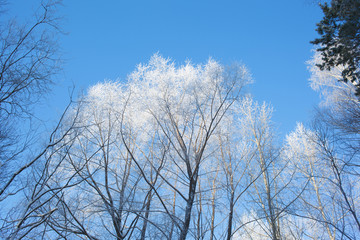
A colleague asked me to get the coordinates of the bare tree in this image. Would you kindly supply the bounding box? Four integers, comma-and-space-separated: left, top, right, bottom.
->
313, 116, 360, 238
0, 0, 62, 204
0, 98, 84, 240
304, 50, 360, 239
0, 1, 68, 238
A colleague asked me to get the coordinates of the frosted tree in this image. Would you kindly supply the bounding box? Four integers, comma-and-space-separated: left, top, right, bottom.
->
34, 54, 252, 239
43, 82, 156, 239
308, 51, 358, 106
284, 123, 340, 239
122, 54, 252, 240
283, 51, 360, 239
210, 100, 257, 240
233, 97, 295, 240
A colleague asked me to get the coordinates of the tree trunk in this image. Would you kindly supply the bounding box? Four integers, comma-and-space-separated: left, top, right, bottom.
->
178, 175, 197, 240
226, 192, 235, 240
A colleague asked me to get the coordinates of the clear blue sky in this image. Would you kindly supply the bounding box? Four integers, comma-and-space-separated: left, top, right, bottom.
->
12, 0, 323, 138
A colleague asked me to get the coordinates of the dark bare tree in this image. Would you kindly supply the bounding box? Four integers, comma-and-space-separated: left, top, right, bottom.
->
0, 0, 63, 202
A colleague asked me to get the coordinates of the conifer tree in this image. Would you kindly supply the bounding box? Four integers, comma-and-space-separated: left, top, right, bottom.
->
311, 0, 360, 95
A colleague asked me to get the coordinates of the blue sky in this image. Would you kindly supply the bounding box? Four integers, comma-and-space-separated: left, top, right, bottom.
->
12, 0, 323, 138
